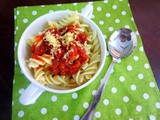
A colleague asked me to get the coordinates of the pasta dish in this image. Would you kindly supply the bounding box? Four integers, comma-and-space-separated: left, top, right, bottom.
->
27, 12, 101, 88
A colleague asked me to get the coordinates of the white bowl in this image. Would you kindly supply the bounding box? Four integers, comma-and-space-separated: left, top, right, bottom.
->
18, 4, 107, 105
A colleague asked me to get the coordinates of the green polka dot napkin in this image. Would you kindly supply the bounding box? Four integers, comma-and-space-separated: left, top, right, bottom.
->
13, 0, 160, 120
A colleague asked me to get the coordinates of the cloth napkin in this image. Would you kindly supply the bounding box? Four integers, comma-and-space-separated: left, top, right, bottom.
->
13, 0, 160, 120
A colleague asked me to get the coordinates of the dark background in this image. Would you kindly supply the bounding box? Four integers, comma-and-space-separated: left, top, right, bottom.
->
0, 0, 160, 120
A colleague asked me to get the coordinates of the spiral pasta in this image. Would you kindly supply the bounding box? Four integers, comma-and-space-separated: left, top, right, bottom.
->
27, 12, 101, 88
34, 67, 46, 85
48, 13, 80, 29
44, 72, 70, 85
72, 70, 85, 85
85, 44, 92, 55
82, 52, 100, 80
27, 54, 52, 68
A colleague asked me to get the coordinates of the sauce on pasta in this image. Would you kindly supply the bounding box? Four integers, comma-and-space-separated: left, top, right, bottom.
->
30, 25, 88, 76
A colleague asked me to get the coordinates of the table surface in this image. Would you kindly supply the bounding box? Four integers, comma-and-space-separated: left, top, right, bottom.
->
0, 0, 159, 120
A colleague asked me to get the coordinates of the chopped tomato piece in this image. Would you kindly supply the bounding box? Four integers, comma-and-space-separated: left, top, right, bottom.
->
76, 33, 88, 44
34, 34, 44, 42
36, 66, 43, 70
32, 55, 45, 63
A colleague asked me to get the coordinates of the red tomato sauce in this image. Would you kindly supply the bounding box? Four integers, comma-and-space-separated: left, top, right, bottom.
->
51, 42, 88, 75
31, 25, 88, 76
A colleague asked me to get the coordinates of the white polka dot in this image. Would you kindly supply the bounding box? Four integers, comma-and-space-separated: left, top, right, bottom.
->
133, 56, 139, 61
143, 93, 149, 99
104, 0, 108, 3
14, 42, 17, 47
51, 95, 57, 102
17, 11, 20, 15
12, 101, 14, 106
121, 11, 126, 15
14, 60, 17, 65
156, 102, 160, 109
111, 87, 117, 93
25, 6, 28, 8
23, 18, 28, 23
119, 0, 123, 1
97, 7, 101, 11
62, 105, 68, 111
14, 31, 16, 35
138, 74, 144, 80
112, 5, 117, 9
53, 118, 58, 120
101, 78, 104, 83
117, 59, 121, 63
49, 10, 54, 13
136, 31, 139, 35
129, 118, 134, 120
88, 2, 93, 4
14, 15, 17, 20
103, 34, 107, 39
41, 5, 45, 7
99, 21, 104, 25
106, 13, 111, 17
139, 46, 144, 52
109, 27, 114, 31
115, 19, 120, 23
92, 90, 97, 96
41, 108, 47, 114
21, 70, 24, 74
115, 108, 121, 115
136, 105, 142, 112
83, 102, 89, 109
111, 68, 114, 74
31, 101, 35, 105
149, 115, 156, 120
103, 99, 109, 106
72, 93, 78, 99
13, 79, 15, 84
144, 63, 149, 69
95, 111, 101, 118
32, 11, 37, 16
16, 26, 18, 30
131, 17, 134, 21
106, 51, 110, 56
91, 14, 95, 19
57, 4, 61, 6
123, 96, 129, 102
73, 3, 78, 6
74, 115, 80, 120
128, 4, 130, 7
18, 110, 24, 117
119, 76, 125, 82
127, 65, 132, 71
150, 82, 155, 88
19, 88, 25, 94
125, 25, 130, 29
131, 84, 136, 90
66, 9, 70, 11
